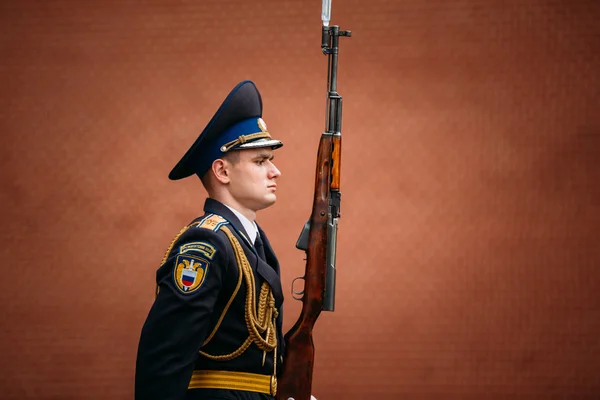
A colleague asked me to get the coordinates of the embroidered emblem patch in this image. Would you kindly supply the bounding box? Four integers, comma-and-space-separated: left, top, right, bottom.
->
174, 254, 209, 294
179, 242, 217, 259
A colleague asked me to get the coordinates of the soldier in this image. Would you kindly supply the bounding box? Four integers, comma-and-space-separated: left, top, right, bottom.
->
135, 80, 285, 400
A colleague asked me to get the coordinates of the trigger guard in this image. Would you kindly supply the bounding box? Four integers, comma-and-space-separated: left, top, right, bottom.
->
291, 276, 305, 299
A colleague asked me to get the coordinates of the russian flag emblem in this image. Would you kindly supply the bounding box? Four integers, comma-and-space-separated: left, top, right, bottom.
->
181, 268, 197, 288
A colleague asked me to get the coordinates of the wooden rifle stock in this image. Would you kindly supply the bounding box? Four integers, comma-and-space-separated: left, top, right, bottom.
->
276, 21, 350, 400
276, 135, 335, 400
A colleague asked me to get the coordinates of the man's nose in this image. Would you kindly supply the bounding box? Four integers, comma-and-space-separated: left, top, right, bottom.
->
270, 163, 281, 178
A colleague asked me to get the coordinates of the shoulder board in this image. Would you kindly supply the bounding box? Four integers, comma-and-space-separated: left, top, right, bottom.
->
194, 214, 229, 232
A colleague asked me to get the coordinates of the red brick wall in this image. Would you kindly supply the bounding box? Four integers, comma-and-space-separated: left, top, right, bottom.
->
1, 0, 599, 398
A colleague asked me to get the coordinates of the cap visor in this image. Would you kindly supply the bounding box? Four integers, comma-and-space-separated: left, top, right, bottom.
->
236, 139, 283, 150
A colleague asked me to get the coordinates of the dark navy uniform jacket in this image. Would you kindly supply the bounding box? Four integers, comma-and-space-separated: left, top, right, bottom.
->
135, 198, 285, 400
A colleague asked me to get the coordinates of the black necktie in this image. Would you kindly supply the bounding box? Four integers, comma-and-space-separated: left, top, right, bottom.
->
254, 234, 267, 262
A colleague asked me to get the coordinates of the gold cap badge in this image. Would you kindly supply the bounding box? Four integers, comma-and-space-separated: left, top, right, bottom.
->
257, 118, 268, 133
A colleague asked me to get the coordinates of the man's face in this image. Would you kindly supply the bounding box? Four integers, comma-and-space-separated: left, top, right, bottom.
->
226, 148, 281, 212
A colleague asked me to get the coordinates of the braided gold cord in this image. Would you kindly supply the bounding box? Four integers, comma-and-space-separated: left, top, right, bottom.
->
201, 246, 244, 346
155, 224, 193, 297
200, 226, 278, 361
160, 224, 192, 265
220, 132, 272, 152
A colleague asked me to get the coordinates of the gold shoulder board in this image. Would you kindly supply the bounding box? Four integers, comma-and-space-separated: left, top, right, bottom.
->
195, 214, 228, 232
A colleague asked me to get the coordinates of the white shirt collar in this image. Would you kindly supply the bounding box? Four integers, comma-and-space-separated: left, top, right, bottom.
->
224, 204, 259, 244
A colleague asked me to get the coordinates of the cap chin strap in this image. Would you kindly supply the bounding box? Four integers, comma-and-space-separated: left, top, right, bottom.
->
220, 131, 272, 153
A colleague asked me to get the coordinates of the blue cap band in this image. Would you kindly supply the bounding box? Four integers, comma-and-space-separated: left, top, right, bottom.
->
191, 117, 266, 178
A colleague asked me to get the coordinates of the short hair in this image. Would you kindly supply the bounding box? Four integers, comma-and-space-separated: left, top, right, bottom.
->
223, 150, 240, 165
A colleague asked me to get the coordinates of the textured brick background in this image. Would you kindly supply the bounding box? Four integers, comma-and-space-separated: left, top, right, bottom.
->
1, 0, 599, 399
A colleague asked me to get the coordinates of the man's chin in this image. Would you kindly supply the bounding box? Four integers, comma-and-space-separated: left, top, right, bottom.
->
257, 195, 277, 210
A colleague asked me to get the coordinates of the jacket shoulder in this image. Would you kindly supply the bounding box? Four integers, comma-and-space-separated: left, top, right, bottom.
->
169, 215, 231, 261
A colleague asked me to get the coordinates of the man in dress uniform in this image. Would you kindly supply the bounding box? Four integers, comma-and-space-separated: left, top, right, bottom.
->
135, 80, 286, 400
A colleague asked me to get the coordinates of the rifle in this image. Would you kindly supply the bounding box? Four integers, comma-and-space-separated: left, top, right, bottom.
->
275, 1, 351, 399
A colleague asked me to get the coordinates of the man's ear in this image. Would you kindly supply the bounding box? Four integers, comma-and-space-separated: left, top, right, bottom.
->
211, 159, 230, 184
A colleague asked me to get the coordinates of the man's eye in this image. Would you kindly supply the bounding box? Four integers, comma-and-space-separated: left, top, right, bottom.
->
256, 160, 264, 165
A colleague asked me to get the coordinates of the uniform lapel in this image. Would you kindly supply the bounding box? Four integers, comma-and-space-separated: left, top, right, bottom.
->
255, 225, 283, 305
257, 225, 280, 275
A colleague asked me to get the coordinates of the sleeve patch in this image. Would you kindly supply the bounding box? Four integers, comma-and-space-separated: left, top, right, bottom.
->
179, 242, 217, 259
174, 254, 210, 294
